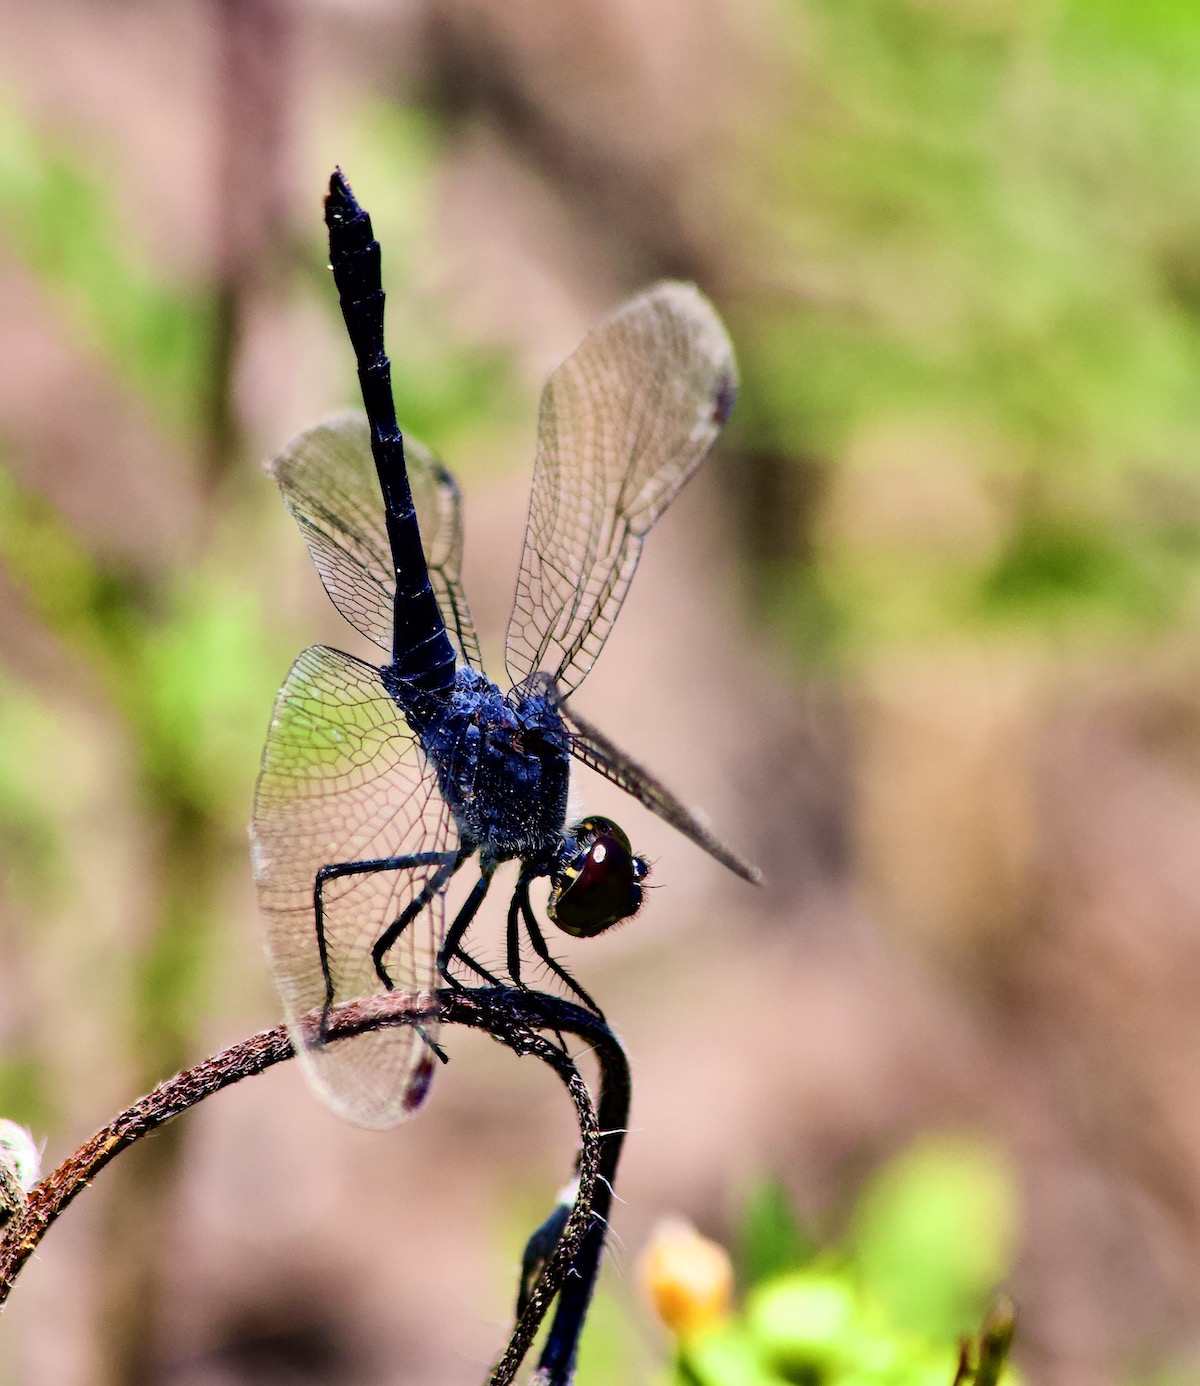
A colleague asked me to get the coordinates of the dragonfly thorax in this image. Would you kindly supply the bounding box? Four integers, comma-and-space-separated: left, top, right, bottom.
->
385, 664, 573, 864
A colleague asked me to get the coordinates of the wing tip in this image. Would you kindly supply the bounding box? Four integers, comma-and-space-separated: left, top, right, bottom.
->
266, 411, 372, 479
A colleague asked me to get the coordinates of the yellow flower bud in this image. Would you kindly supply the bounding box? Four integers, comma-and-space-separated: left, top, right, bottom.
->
639, 1218, 734, 1339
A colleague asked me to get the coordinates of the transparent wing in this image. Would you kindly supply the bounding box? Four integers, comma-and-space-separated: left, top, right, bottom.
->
250, 644, 461, 1129
270, 412, 482, 667
560, 694, 761, 885
505, 282, 737, 696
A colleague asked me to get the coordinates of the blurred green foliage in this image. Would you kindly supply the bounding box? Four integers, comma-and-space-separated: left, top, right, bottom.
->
0, 91, 214, 435
666, 1133, 1019, 1386
2, 5, 1198, 1374
0, 84, 521, 1130
735, 0, 1200, 655
739, 1179, 817, 1287
846, 1134, 1018, 1344
0, 670, 68, 908
338, 100, 519, 463
0, 466, 277, 819
138, 576, 278, 817
0, 459, 284, 1092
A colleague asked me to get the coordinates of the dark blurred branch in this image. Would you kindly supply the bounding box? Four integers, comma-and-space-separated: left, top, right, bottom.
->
207, 0, 293, 497
0, 987, 627, 1386
484, 991, 631, 1386
422, 6, 692, 285
532, 1008, 629, 1383
954, 1298, 1017, 1386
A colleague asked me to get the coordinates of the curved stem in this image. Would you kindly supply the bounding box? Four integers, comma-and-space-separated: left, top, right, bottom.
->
529, 999, 631, 1385
0, 1023, 295, 1300
0, 987, 629, 1386
477, 991, 628, 1386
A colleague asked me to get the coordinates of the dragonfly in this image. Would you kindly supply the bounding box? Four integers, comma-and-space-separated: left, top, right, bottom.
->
250, 170, 759, 1130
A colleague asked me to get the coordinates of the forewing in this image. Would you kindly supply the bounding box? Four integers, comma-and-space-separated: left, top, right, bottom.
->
270, 412, 481, 667
561, 696, 761, 885
505, 283, 737, 696
251, 644, 459, 1129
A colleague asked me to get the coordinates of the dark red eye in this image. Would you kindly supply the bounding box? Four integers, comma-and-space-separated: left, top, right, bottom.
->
548, 817, 648, 938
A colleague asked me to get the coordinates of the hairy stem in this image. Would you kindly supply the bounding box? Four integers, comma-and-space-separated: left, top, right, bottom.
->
0, 987, 627, 1386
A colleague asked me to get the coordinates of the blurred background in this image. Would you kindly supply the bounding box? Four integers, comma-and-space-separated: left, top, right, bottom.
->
2, 1, 1200, 1382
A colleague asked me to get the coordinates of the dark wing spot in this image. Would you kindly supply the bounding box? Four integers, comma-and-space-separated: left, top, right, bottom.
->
712, 373, 738, 427
403, 1050, 436, 1113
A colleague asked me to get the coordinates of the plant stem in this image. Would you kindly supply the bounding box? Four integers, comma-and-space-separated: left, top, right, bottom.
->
0, 986, 628, 1386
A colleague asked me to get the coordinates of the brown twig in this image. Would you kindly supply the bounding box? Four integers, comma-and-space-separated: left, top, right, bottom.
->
0, 1023, 294, 1298
0, 987, 618, 1386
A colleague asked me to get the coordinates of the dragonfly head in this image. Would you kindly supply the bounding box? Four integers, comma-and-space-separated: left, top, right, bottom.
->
547, 817, 649, 938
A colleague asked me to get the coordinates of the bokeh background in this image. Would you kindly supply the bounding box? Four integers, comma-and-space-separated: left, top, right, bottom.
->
3, 1, 1200, 1382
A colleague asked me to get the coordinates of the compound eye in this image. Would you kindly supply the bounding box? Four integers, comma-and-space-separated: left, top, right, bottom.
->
548, 817, 648, 938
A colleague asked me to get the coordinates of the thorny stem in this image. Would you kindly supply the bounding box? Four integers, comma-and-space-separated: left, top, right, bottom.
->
527, 999, 630, 1385
483, 991, 630, 1386
0, 987, 627, 1386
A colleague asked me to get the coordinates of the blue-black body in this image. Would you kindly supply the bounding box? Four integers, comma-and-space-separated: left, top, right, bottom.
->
251, 166, 759, 1386
329, 172, 573, 877
384, 664, 573, 872
326, 167, 457, 698
300, 170, 651, 1022
251, 168, 756, 1140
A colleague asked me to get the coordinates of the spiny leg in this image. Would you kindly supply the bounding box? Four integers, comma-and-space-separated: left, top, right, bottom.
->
438, 865, 502, 988
506, 886, 524, 987
370, 848, 470, 989
363, 848, 475, 1064
454, 948, 504, 988
507, 876, 571, 1053
518, 877, 605, 1020
314, 851, 451, 1024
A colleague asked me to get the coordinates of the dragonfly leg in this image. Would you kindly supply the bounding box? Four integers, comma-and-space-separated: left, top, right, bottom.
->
505, 881, 570, 1050
417, 1030, 450, 1065
519, 877, 605, 1020
374, 857, 464, 1064
453, 953, 504, 987
314, 850, 456, 1032
369, 848, 469, 989
506, 887, 524, 987
438, 865, 501, 987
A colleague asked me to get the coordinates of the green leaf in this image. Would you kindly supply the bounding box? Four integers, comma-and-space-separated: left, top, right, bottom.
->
738, 1179, 815, 1286
0, 93, 214, 435
848, 1133, 1019, 1342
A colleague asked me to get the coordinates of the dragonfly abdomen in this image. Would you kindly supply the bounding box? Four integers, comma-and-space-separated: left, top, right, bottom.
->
326, 170, 457, 698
